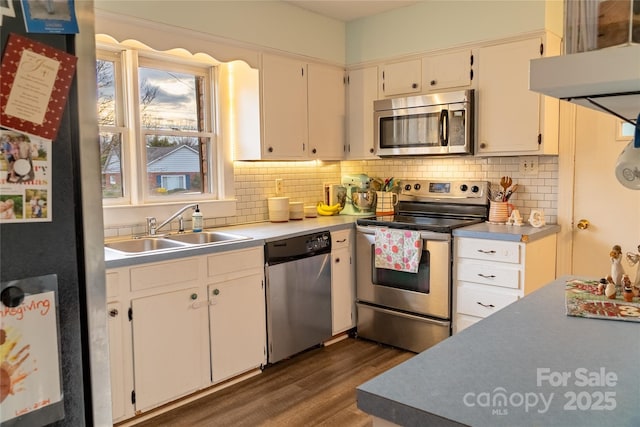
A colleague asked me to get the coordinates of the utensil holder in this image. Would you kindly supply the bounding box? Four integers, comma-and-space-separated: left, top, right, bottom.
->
488, 201, 509, 224
375, 191, 398, 216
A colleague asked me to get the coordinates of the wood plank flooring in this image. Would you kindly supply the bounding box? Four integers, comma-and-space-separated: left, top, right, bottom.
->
132, 337, 413, 427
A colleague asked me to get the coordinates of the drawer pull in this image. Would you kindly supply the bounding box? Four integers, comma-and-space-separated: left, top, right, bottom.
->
477, 273, 496, 279
477, 249, 496, 254
477, 302, 495, 308
336, 238, 346, 243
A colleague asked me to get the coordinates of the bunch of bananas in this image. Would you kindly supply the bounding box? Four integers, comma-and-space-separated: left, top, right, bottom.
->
316, 201, 343, 216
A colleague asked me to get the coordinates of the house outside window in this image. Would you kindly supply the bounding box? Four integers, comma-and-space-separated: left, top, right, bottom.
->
96, 44, 217, 205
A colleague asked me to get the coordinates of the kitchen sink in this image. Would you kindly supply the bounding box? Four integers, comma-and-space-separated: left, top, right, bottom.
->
165, 231, 251, 245
105, 238, 191, 254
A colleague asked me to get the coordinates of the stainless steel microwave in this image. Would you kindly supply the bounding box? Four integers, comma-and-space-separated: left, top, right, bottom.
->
374, 89, 474, 156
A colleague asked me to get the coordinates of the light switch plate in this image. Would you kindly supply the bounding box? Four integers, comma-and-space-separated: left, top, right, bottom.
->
519, 156, 538, 175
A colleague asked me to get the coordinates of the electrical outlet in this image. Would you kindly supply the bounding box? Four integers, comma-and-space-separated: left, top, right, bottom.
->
519, 156, 538, 175
275, 179, 283, 196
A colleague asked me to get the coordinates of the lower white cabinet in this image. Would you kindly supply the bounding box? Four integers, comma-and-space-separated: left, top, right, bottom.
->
331, 229, 356, 335
453, 233, 557, 334
107, 245, 266, 422
131, 287, 210, 412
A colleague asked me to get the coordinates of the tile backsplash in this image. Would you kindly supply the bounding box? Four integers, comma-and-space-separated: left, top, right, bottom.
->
104, 156, 558, 237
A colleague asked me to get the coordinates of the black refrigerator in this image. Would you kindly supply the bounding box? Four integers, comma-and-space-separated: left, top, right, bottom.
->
0, 1, 110, 426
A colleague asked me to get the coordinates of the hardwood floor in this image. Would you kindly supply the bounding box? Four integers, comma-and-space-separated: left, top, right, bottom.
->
132, 337, 413, 427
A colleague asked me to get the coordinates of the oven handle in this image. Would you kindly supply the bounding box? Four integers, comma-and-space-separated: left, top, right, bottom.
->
356, 225, 450, 242
357, 302, 450, 327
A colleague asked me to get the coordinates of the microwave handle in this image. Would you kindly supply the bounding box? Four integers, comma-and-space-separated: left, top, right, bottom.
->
439, 109, 449, 146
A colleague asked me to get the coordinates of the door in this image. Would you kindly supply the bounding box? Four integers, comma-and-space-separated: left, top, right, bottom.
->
346, 66, 379, 159
572, 107, 640, 277
131, 287, 209, 411
209, 274, 266, 383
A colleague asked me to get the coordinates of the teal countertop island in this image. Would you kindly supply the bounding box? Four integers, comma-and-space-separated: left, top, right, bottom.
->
356, 276, 640, 427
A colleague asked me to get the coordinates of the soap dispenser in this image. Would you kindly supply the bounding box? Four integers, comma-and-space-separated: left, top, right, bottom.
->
192, 205, 203, 232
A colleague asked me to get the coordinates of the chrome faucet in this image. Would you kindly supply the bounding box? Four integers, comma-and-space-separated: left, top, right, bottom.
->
146, 203, 198, 236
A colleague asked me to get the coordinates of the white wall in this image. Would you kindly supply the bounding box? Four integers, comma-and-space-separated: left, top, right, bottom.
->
93, 0, 346, 65
346, 0, 564, 64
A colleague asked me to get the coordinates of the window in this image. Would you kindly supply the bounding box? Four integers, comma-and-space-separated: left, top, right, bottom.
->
96, 45, 216, 204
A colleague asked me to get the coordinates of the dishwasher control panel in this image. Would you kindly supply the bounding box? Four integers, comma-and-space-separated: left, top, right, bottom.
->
265, 231, 331, 265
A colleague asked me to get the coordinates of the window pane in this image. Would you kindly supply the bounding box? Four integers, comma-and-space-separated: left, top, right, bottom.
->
97, 59, 116, 126
100, 132, 123, 198
145, 135, 206, 195
138, 67, 203, 131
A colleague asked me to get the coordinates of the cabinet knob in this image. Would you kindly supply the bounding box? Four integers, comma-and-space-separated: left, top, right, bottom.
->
213, 289, 220, 296
411, 83, 418, 89
430, 80, 437, 86
191, 293, 198, 300
268, 147, 274, 153
109, 308, 118, 317
312, 148, 317, 154
479, 142, 487, 149
369, 148, 374, 154
335, 258, 340, 263
576, 219, 590, 230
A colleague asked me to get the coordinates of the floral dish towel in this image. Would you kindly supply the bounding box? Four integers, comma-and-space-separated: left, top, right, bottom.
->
374, 227, 422, 273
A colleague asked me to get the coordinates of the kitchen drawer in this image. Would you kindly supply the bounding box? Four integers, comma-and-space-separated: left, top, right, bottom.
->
457, 238, 521, 264
130, 257, 200, 292
106, 270, 120, 299
456, 259, 521, 289
331, 229, 351, 249
455, 313, 481, 334
207, 246, 263, 277
456, 282, 519, 318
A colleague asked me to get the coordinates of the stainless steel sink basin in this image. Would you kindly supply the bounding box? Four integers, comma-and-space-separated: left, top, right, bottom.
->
105, 238, 191, 254
165, 231, 251, 245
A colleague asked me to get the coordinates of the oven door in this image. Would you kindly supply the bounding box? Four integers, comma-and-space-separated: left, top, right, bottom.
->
356, 226, 451, 319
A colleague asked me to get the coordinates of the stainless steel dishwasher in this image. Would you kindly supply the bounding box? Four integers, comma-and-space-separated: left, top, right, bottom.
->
265, 231, 332, 364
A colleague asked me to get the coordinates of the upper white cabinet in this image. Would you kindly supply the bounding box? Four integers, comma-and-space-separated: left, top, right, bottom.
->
422, 49, 473, 92
346, 66, 379, 160
236, 53, 345, 160
308, 63, 346, 160
476, 33, 561, 156
260, 53, 308, 159
379, 59, 422, 98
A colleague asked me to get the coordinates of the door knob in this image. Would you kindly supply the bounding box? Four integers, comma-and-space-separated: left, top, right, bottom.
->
576, 219, 590, 230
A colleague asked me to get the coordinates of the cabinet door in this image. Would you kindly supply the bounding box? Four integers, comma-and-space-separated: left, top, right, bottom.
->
308, 63, 345, 160
107, 301, 127, 422
422, 50, 472, 92
331, 246, 355, 334
346, 66, 379, 160
477, 37, 554, 155
379, 59, 422, 97
131, 287, 209, 412
261, 54, 307, 159
209, 275, 266, 383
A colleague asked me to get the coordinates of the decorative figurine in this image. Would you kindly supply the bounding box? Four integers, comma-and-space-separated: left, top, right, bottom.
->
605, 276, 617, 299
626, 245, 640, 287
610, 245, 625, 288
528, 209, 545, 228
506, 209, 523, 226
622, 275, 634, 302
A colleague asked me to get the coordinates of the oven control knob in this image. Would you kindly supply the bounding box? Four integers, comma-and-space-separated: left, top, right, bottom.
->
471, 185, 480, 193
414, 183, 421, 190
460, 184, 468, 192
404, 184, 412, 191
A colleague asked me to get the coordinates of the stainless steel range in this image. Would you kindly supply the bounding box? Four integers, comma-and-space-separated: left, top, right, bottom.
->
355, 179, 489, 353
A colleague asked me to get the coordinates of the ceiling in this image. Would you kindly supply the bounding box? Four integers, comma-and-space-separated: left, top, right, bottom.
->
285, 1, 419, 22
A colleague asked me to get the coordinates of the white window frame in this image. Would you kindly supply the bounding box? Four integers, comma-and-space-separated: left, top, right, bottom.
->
97, 41, 220, 206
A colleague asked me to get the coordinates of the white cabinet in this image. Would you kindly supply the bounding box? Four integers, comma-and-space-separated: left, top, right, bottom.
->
238, 53, 345, 160
379, 59, 422, 98
107, 245, 267, 420
308, 63, 346, 160
260, 53, 308, 159
207, 246, 266, 383
331, 229, 356, 335
422, 49, 473, 92
346, 66, 379, 160
476, 34, 561, 156
131, 286, 210, 411
453, 233, 557, 334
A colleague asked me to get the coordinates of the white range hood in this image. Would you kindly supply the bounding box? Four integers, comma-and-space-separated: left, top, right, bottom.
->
530, 44, 640, 123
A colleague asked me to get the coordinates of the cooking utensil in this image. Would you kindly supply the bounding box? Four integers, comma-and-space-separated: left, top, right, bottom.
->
500, 176, 512, 193
504, 184, 519, 201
